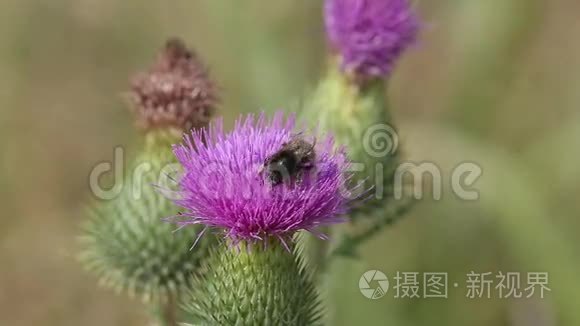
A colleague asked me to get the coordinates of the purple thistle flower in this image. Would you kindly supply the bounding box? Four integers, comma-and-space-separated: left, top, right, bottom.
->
165, 112, 354, 245
324, 0, 419, 78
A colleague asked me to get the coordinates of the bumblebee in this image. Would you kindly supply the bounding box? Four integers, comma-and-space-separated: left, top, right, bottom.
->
262, 135, 316, 186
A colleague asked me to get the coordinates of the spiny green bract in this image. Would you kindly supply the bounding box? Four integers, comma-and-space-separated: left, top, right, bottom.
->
304, 62, 401, 217
182, 240, 323, 326
300, 60, 416, 261
79, 131, 215, 303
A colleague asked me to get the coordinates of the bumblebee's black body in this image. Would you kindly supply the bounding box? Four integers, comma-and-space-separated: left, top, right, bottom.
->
263, 136, 316, 186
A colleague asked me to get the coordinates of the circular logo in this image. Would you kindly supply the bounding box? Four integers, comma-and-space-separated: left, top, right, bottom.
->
359, 270, 389, 299
362, 124, 399, 158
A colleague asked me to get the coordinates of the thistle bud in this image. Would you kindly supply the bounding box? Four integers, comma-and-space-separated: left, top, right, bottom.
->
80, 38, 220, 324
79, 131, 215, 304
298, 1, 420, 262
128, 38, 219, 133
304, 0, 420, 216
305, 65, 399, 216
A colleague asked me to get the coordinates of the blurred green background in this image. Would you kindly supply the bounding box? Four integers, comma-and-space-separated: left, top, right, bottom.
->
1, 0, 579, 325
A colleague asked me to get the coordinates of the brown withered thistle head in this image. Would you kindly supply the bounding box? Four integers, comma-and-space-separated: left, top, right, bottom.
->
128, 38, 219, 132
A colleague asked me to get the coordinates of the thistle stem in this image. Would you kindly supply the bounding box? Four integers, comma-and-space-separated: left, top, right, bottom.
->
153, 294, 178, 326
162, 295, 178, 326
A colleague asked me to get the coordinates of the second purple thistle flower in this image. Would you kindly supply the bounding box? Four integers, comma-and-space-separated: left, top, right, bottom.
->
164, 112, 356, 245
324, 0, 420, 78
